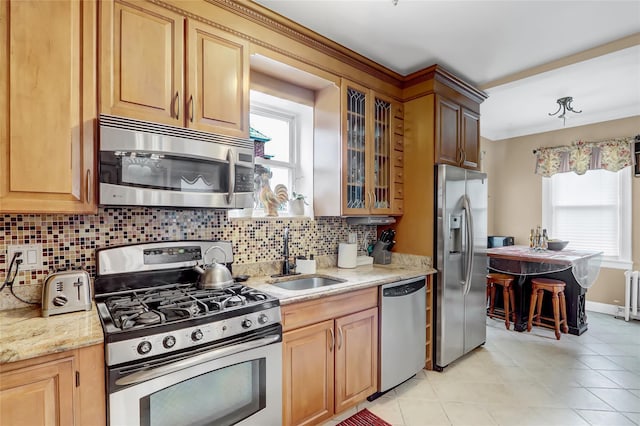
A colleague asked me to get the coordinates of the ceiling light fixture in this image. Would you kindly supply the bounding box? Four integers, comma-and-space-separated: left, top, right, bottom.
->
548, 96, 582, 125
392, 0, 399, 5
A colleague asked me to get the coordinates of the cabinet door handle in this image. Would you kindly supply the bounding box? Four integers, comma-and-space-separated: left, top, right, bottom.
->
329, 328, 335, 352
174, 91, 180, 120
189, 95, 194, 122
462, 151, 467, 164
337, 326, 343, 350
85, 169, 91, 203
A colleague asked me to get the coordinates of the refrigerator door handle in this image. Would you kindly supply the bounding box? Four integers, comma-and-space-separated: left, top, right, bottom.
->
462, 195, 475, 296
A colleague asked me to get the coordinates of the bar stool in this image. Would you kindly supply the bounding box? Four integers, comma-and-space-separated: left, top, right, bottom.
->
486, 273, 516, 329
527, 278, 569, 340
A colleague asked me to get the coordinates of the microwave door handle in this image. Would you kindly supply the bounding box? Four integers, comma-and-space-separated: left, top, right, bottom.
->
226, 149, 235, 205
115, 334, 280, 386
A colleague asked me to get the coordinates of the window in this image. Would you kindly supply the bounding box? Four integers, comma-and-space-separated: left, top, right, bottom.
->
542, 167, 632, 269
243, 90, 313, 218
251, 108, 296, 199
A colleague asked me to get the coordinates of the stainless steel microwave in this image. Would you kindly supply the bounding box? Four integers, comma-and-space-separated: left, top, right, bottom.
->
98, 115, 254, 209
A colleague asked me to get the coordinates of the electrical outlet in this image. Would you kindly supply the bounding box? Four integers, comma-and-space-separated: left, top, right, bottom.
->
348, 233, 357, 244
7, 244, 43, 271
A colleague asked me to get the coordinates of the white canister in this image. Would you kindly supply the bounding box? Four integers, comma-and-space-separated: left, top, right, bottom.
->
338, 242, 357, 268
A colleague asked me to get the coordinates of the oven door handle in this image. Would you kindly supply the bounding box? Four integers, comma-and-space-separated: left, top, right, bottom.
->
115, 334, 280, 386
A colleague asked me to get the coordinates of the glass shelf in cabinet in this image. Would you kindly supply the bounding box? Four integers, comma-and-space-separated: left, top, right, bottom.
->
347, 146, 366, 153
347, 111, 366, 119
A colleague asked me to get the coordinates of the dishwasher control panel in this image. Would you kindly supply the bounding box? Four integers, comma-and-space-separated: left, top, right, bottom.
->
382, 278, 425, 297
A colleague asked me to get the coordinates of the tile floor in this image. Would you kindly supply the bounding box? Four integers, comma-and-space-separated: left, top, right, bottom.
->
324, 312, 640, 426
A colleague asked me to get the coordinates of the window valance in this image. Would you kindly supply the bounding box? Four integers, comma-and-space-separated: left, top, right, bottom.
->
534, 137, 635, 177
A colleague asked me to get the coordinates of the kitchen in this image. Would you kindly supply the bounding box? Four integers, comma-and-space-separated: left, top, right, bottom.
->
1, 1, 639, 425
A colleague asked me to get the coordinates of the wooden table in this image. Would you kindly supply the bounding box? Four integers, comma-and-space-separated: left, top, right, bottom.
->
486, 246, 603, 335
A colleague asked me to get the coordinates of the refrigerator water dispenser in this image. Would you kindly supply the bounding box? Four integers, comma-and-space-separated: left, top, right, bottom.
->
449, 214, 462, 253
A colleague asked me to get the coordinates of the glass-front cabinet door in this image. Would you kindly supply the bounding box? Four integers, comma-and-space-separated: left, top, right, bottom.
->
343, 84, 369, 214
372, 96, 393, 213
342, 80, 395, 215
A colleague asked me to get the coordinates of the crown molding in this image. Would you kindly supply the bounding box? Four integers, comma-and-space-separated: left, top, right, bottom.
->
404, 64, 487, 104
207, 0, 404, 89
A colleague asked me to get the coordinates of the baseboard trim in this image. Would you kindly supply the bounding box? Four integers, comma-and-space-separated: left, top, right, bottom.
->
585, 301, 619, 316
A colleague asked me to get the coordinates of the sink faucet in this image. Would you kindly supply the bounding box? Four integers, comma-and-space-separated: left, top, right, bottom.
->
282, 227, 294, 275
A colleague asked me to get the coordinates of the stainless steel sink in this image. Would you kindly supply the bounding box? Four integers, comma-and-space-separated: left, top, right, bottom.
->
270, 275, 347, 291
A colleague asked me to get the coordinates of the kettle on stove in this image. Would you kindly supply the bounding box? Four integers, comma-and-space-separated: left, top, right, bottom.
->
194, 246, 234, 290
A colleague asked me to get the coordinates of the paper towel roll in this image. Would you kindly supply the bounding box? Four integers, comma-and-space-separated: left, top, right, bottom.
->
338, 242, 357, 268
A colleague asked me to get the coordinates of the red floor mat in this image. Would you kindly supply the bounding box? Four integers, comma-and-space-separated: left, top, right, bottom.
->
336, 408, 393, 426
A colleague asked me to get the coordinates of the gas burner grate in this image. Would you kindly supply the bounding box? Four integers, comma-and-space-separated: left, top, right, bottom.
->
103, 283, 274, 330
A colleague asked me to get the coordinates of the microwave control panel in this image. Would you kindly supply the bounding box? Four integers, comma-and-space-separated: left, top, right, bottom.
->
235, 166, 254, 193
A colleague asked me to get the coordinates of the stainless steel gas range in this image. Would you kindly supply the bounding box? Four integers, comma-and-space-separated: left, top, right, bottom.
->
94, 241, 282, 426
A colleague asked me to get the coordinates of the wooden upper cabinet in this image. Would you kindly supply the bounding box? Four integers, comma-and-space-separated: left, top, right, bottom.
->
435, 94, 480, 170
101, 0, 184, 125
461, 108, 480, 169
0, 0, 96, 214
342, 82, 370, 215
101, 0, 249, 137
435, 96, 461, 167
341, 80, 398, 216
187, 21, 249, 137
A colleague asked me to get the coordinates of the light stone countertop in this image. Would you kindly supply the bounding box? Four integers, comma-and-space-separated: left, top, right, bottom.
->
0, 258, 435, 365
0, 304, 104, 365
243, 264, 437, 305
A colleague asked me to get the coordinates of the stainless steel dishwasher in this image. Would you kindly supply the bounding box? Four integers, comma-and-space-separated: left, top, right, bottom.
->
379, 276, 427, 394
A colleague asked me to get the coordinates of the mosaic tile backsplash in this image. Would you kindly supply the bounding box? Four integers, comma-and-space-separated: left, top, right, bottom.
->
0, 208, 377, 310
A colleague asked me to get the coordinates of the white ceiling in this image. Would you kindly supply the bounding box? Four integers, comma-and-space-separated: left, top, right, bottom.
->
254, 0, 640, 140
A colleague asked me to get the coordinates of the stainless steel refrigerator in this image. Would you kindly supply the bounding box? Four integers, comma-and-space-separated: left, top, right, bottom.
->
435, 164, 487, 370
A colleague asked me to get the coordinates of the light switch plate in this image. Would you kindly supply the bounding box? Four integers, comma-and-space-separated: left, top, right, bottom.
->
348, 233, 357, 244
7, 244, 43, 271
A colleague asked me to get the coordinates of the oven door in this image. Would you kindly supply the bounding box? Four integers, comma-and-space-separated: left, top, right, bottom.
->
108, 336, 282, 426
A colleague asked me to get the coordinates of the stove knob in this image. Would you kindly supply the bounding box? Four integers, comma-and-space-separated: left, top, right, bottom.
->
163, 335, 176, 349
191, 329, 204, 342
258, 314, 269, 325
137, 341, 152, 355
241, 319, 253, 329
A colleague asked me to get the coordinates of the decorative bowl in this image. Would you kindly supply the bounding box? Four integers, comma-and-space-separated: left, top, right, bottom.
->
547, 240, 569, 251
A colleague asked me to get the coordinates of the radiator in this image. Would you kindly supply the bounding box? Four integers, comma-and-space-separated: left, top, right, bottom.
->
623, 270, 640, 321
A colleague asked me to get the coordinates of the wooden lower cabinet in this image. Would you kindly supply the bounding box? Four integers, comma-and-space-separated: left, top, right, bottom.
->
0, 355, 75, 426
282, 288, 378, 426
283, 320, 335, 426
0, 344, 105, 426
334, 308, 378, 413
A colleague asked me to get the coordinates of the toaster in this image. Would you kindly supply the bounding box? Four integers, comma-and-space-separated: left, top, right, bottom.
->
42, 270, 92, 317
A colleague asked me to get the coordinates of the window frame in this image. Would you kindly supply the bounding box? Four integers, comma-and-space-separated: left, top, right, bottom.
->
542, 167, 632, 269
250, 104, 298, 197
234, 90, 313, 220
